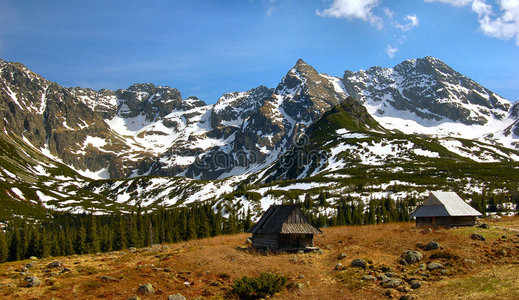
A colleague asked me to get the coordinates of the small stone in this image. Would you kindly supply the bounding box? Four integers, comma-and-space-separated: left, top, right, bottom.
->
338, 253, 347, 260
24, 276, 42, 287
350, 258, 367, 269
471, 233, 485, 241
362, 275, 376, 281
47, 261, 62, 268
25, 262, 35, 269
419, 264, 426, 271
425, 241, 441, 251
101, 276, 118, 283
334, 263, 345, 271
496, 249, 507, 256
440, 270, 448, 275
478, 223, 490, 229
383, 278, 403, 288
385, 288, 398, 298
287, 281, 305, 290
29, 256, 38, 260
168, 294, 187, 300
385, 272, 397, 278
401, 250, 423, 264
297, 274, 305, 279
152, 268, 163, 272
164, 267, 172, 272
137, 283, 155, 295
421, 228, 432, 234
400, 295, 419, 300
427, 262, 443, 271
501, 235, 507, 239
61, 267, 71, 273
464, 259, 476, 264
127, 297, 141, 300
410, 281, 422, 289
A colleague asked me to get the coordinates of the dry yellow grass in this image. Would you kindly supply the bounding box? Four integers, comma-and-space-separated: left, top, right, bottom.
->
0, 217, 518, 299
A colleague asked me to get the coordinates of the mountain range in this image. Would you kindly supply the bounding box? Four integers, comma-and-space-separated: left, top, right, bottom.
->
1, 56, 518, 218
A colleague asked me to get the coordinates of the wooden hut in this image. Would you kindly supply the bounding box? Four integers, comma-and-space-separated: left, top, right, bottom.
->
410, 191, 482, 227
248, 204, 322, 251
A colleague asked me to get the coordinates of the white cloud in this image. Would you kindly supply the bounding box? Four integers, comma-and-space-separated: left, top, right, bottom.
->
425, 0, 519, 45
386, 44, 398, 57
383, 7, 394, 18
395, 14, 419, 31
316, 0, 383, 29
424, 0, 473, 6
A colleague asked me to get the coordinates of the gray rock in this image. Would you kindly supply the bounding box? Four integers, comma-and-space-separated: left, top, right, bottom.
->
427, 262, 443, 271
401, 250, 423, 264
24, 276, 42, 287
287, 282, 305, 290
425, 241, 441, 251
400, 295, 419, 300
385, 272, 397, 278
419, 263, 426, 271
478, 223, 490, 229
338, 253, 347, 260
362, 275, 377, 281
25, 262, 36, 269
464, 258, 476, 264
350, 258, 367, 269
137, 283, 155, 295
471, 233, 485, 241
29, 256, 38, 260
168, 294, 187, 300
383, 278, 403, 288
334, 263, 345, 271
378, 275, 391, 283
47, 261, 62, 268
101, 276, 118, 282
410, 281, 422, 289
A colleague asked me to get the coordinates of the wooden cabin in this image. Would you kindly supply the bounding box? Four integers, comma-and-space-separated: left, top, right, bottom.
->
410, 191, 482, 227
248, 204, 322, 251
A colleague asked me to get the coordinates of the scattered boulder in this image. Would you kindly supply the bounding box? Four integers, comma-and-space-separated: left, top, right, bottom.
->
101, 276, 119, 283
127, 297, 141, 300
410, 281, 421, 289
478, 223, 490, 229
416, 242, 425, 249
425, 241, 441, 251
24, 276, 42, 287
464, 259, 476, 264
385, 288, 398, 298
496, 249, 508, 256
421, 228, 432, 234
419, 264, 426, 271
137, 283, 155, 295
401, 250, 423, 264
25, 262, 35, 269
334, 263, 345, 271
168, 294, 187, 300
383, 278, 403, 288
29, 256, 38, 260
47, 261, 62, 268
362, 275, 376, 281
338, 253, 347, 260
350, 258, 367, 269
427, 262, 443, 271
471, 233, 485, 241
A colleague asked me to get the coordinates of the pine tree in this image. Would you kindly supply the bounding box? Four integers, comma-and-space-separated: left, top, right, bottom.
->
113, 216, 127, 250
27, 227, 40, 258
75, 222, 87, 254
0, 231, 8, 262
9, 226, 22, 261
39, 228, 51, 258
87, 214, 100, 254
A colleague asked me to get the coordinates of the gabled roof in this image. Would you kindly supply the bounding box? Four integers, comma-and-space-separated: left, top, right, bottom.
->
410, 191, 482, 218
248, 204, 322, 234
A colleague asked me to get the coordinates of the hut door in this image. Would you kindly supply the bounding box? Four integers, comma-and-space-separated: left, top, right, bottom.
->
431, 217, 436, 225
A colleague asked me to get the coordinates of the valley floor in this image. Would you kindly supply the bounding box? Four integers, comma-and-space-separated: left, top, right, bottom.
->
0, 217, 518, 299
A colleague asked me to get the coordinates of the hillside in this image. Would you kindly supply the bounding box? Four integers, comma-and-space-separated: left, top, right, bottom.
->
0, 218, 518, 299
1, 56, 519, 217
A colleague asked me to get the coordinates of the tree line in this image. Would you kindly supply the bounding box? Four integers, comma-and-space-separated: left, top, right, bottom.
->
0, 203, 251, 263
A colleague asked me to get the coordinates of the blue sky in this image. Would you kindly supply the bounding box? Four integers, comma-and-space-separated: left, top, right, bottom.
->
1, 0, 518, 103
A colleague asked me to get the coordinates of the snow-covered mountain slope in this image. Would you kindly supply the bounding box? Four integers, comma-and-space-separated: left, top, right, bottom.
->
339, 56, 517, 148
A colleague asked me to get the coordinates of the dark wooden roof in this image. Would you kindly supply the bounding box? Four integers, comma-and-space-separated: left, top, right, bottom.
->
248, 204, 322, 234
